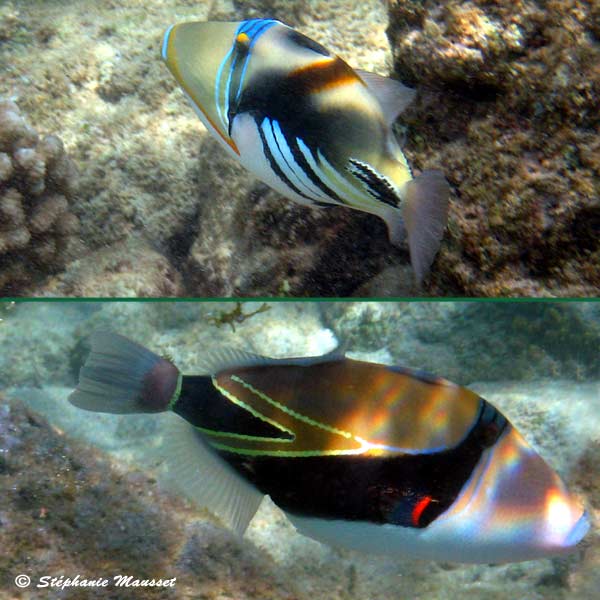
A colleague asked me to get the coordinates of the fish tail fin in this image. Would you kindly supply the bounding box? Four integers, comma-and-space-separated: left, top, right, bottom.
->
69, 332, 181, 414
402, 170, 449, 285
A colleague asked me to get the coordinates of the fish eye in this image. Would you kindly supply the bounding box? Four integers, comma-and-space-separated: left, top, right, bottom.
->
236, 32, 250, 47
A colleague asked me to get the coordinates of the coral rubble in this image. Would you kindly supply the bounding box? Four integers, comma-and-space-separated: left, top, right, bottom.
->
36, 238, 185, 297
0, 100, 80, 295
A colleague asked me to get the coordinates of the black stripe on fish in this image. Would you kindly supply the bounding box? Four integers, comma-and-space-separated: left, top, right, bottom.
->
267, 119, 317, 201
287, 134, 347, 206
347, 158, 400, 208
174, 375, 293, 440
218, 399, 507, 528
256, 117, 316, 203
285, 29, 332, 58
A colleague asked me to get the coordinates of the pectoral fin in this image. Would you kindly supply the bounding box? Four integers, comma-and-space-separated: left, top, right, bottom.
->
158, 413, 264, 536
402, 170, 449, 285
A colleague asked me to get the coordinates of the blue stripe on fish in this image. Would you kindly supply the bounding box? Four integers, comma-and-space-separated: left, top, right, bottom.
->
296, 139, 349, 206
235, 21, 277, 102
240, 19, 261, 36
235, 21, 277, 99
162, 25, 175, 61
217, 20, 278, 131
241, 19, 271, 38
224, 49, 241, 126
289, 136, 345, 205
215, 45, 236, 129
215, 20, 249, 130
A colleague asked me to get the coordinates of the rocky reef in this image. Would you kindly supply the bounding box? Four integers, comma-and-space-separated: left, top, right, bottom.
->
321, 301, 600, 383
388, 0, 600, 295
0, 100, 80, 295
0, 398, 299, 600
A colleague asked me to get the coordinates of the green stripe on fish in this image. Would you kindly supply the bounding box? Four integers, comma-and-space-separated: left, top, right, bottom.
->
210, 374, 296, 442
167, 373, 183, 411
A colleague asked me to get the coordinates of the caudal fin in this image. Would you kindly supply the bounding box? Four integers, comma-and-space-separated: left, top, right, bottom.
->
69, 332, 181, 414
402, 170, 449, 285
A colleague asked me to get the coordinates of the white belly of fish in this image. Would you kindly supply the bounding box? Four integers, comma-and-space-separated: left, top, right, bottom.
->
284, 512, 564, 564
285, 513, 459, 562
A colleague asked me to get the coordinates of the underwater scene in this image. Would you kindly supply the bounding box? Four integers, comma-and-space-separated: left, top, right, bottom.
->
1, 0, 599, 298
0, 300, 598, 598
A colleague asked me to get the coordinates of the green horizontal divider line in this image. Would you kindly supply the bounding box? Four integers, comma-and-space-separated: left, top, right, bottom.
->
1, 298, 597, 303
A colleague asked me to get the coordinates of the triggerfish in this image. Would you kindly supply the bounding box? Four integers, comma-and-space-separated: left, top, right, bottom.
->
69, 332, 589, 563
161, 19, 450, 284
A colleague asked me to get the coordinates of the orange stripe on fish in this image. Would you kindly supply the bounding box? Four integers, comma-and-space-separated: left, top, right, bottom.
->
288, 57, 365, 94
183, 84, 241, 155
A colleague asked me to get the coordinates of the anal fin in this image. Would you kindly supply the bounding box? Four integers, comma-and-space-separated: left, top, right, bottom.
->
402, 170, 449, 285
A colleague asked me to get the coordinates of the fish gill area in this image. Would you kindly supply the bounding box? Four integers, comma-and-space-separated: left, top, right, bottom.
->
0, 0, 598, 297
0, 301, 599, 599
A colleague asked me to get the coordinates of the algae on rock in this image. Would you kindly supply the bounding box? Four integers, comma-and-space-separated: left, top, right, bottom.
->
387, 0, 600, 296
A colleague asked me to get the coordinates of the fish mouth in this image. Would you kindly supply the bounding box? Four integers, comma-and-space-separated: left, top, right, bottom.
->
161, 24, 176, 61
564, 510, 591, 547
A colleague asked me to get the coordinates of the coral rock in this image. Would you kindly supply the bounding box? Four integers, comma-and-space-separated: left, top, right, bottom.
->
387, 0, 600, 296
0, 152, 12, 182
0, 100, 81, 295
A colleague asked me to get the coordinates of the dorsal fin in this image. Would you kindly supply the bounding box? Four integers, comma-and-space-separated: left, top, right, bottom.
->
386, 364, 453, 387
193, 345, 346, 375
355, 69, 416, 126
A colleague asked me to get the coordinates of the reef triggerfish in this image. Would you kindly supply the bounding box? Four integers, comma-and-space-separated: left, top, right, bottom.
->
69, 332, 589, 563
161, 19, 449, 285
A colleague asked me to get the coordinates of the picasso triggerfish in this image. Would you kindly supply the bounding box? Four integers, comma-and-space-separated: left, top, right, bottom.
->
162, 19, 449, 284
69, 332, 589, 563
